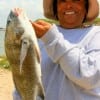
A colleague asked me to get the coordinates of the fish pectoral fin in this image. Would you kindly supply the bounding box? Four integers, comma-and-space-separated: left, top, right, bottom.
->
20, 39, 29, 73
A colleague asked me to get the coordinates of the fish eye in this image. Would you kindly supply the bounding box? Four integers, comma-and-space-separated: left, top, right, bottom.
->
7, 20, 11, 25
7, 16, 12, 25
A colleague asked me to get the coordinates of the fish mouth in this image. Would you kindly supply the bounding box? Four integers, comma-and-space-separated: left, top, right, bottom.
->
12, 8, 23, 16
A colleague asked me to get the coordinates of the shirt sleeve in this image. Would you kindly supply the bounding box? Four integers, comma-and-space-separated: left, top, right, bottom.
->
41, 24, 100, 90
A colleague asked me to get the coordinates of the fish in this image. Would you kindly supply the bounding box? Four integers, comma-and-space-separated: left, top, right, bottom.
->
5, 8, 45, 100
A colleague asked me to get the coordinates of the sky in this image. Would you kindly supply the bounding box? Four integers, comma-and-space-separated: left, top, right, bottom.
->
0, 0, 44, 27
0, 0, 100, 28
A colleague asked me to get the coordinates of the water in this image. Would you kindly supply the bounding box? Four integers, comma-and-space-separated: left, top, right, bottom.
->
0, 30, 5, 56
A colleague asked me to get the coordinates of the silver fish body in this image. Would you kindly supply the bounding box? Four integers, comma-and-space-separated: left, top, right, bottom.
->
5, 8, 45, 100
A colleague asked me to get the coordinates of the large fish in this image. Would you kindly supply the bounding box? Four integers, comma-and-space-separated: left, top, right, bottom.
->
5, 8, 45, 100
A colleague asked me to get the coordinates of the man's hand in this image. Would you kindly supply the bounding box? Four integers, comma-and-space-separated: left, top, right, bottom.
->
31, 20, 52, 38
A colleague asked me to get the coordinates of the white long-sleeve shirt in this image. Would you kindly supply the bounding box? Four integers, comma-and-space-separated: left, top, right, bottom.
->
13, 24, 100, 100
40, 24, 100, 100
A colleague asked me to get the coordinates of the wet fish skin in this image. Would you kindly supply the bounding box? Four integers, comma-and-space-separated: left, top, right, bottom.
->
5, 8, 45, 100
